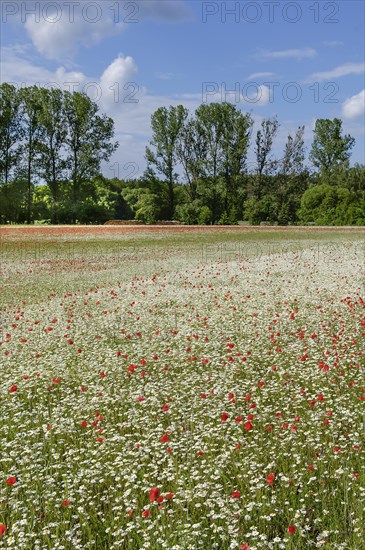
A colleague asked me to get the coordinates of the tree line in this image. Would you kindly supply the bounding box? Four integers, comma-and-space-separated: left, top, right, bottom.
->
1, 83, 364, 225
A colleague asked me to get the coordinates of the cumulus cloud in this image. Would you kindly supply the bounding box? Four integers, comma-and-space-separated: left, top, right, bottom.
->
21, 1, 120, 61
307, 62, 365, 82
1, 47, 136, 100
12, 0, 191, 61
342, 90, 365, 119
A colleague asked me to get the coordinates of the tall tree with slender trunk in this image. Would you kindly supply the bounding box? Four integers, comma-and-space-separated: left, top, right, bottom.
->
176, 116, 207, 201
63, 91, 118, 223
276, 126, 307, 224
19, 86, 43, 224
222, 107, 253, 216
0, 83, 23, 186
146, 105, 188, 218
254, 117, 279, 200
37, 88, 68, 223
309, 118, 355, 182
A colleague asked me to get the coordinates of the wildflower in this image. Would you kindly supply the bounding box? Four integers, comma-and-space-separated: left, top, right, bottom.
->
6, 477, 17, 486
149, 487, 159, 502
266, 473, 275, 485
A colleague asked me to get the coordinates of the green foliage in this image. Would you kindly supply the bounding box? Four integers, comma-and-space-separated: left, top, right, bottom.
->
198, 205, 212, 225
175, 200, 202, 225
309, 118, 355, 181
298, 184, 365, 225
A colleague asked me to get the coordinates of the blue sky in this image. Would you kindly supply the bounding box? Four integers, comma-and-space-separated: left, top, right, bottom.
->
1, 0, 364, 179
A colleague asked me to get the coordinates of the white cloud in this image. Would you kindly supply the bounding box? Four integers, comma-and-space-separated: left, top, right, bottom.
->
1, 46, 141, 115
243, 85, 271, 106
99, 55, 139, 106
247, 72, 274, 80
307, 62, 365, 82
259, 48, 317, 60
342, 90, 365, 119
11, 1, 191, 61
24, 5, 122, 61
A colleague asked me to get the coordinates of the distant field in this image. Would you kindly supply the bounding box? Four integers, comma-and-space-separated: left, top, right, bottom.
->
0, 226, 364, 549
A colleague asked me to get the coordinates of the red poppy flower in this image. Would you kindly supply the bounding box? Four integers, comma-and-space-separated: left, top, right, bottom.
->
62, 500, 70, 507
266, 473, 275, 485
142, 510, 151, 517
149, 487, 159, 502
0, 524, 6, 537
221, 412, 229, 422
162, 404, 169, 411
165, 492, 174, 499
240, 544, 250, 550
6, 477, 16, 486
80, 421, 88, 427
97, 437, 104, 443
160, 433, 169, 443
9, 385, 17, 393
288, 525, 296, 534
244, 421, 252, 431
231, 491, 241, 498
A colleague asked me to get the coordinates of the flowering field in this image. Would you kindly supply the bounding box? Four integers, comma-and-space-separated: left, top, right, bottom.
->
0, 227, 364, 549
